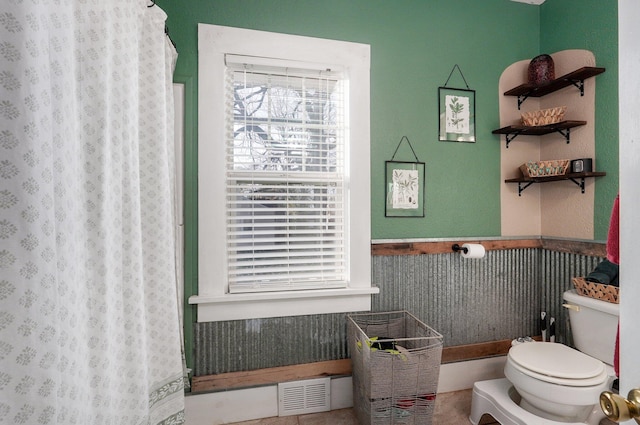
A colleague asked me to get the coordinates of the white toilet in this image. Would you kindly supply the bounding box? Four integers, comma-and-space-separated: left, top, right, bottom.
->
470, 289, 619, 425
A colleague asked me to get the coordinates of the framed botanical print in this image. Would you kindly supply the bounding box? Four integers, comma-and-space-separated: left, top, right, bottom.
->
438, 87, 476, 142
385, 160, 425, 217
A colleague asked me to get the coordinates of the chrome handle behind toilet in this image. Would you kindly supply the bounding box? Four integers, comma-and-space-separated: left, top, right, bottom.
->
600, 389, 640, 424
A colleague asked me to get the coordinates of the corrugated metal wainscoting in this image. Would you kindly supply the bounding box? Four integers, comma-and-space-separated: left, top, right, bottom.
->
193, 314, 350, 376
540, 249, 604, 347
192, 247, 604, 376
370, 248, 539, 347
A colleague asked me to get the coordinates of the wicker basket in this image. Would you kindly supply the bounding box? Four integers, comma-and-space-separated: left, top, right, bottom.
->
348, 311, 443, 425
572, 277, 619, 304
520, 159, 569, 178
521, 106, 567, 126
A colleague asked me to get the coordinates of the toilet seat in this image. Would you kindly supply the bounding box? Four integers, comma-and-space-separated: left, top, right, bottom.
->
508, 343, 607, 387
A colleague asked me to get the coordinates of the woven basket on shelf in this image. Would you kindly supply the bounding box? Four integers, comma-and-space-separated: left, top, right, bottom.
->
520, 159, 569, 178
572, 277, 619, 304
521, 106, 567, 126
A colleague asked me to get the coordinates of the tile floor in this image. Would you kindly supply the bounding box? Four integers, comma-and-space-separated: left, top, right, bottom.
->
226, 388, 618, 425
228, 389, 500, 425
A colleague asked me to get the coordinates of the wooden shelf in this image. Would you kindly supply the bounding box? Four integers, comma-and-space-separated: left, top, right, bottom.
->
499, 64, 606, 196
492, 120, 586, 148
505, 171, 606, 196
504, 66, 605, 109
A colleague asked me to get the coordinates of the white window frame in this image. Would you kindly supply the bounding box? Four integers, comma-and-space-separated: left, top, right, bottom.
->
191, 24, 377, 322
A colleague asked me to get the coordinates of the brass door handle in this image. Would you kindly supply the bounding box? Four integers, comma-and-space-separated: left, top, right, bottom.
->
600, 389, 640, 424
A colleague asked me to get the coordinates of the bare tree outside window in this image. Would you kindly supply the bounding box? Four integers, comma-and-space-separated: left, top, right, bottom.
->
226, 66, 346, 291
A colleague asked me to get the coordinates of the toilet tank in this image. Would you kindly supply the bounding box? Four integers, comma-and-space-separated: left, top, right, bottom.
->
563, 289, 619, 365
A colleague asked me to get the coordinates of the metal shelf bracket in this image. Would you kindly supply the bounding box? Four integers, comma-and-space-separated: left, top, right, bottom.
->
517, 94, 529, 110
503, 127, 572, 148
504, 131, 523, 148
514, 79, 588, 109
515, 177, 588, 196
568, 79, 586, 96
569, 177, 586, 193
517, 181, 534, 196
554, 127, 572, 144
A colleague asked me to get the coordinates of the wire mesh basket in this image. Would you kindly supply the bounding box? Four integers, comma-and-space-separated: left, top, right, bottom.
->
347, 311, 444, 425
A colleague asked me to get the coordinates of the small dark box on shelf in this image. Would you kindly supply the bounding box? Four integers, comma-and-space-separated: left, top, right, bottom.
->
571, 158, 593, 173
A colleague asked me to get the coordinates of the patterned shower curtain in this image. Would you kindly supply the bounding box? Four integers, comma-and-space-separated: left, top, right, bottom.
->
0, 1, 185, 424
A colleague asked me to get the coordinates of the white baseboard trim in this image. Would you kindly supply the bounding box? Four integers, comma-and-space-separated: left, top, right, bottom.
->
437, 356, 506, 393
184, 356, 506, 425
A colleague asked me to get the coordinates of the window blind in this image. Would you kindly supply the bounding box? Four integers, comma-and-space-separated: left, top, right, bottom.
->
225, 57, 347, 293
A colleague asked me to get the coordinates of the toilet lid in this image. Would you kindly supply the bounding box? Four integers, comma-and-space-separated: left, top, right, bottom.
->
508, 342, 605, 380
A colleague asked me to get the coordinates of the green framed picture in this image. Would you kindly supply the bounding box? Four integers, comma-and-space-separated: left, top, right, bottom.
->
438, 87, 476, 142
385, 160, 425, 217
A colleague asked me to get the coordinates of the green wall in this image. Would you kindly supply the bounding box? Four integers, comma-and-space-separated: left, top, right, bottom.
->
161, 0, 619, 241
540, 0, 619, 240
162, 0, 540, 240
159, 0, 619, 373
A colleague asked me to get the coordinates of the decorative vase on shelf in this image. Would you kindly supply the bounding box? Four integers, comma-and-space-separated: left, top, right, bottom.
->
528, 54, 555, 86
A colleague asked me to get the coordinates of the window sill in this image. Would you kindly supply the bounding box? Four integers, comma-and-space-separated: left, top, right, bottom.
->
189, 287, 379, 322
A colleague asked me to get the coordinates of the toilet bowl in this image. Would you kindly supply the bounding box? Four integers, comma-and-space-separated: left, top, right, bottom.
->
470, 289, 619, 425
504, 342, 612, 422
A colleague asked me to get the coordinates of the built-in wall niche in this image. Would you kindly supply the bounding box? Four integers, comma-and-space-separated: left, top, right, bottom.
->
495, 67, 606, 193
498, 50, 604, 239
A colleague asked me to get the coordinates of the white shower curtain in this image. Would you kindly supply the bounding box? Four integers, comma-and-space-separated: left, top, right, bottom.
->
0, 1, 185, 424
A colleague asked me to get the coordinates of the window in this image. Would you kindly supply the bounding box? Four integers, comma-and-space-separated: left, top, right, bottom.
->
225, 57, 347, 293
193, 24, 376, 321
